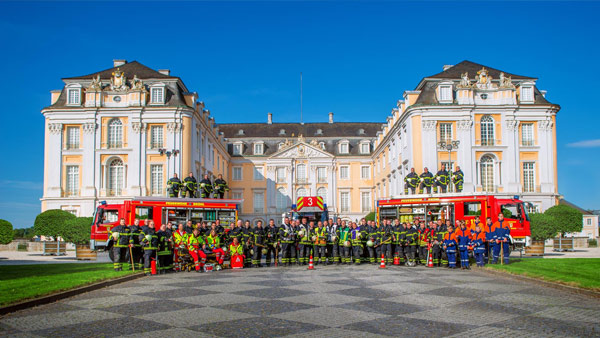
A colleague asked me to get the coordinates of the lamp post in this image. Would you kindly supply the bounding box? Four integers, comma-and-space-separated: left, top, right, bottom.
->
437, 140, 459, 193
159, 148, 180, 192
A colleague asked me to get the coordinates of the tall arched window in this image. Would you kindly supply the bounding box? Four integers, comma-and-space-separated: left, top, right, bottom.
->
276, 188, 288, 213
107, 118, 123, 148
296, 164, 306, 183
317, 187, 327, 205
480, 155, 494, 192
297, 188, 307, 198
108, 158, 124, 196
480, 115, 494, 146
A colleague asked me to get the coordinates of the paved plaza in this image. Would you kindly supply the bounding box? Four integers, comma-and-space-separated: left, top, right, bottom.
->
1, 265, 599, 337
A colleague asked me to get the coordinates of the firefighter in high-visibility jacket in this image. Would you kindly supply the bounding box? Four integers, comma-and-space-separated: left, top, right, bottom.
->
493, 213, 511, 264
206, 229, 226, 266
452, 166, 465, 192
199, 174, 213, 198
242, 221, 253, 267
443, 225, 458, 268
213, 174, 229, 199
419, 168, 434, 194
379, 220, 394, 264
434, 164, 450, 194
229, 237, 244, 267
456, 221, 471, 269
470, 224, 486, 267
404, 168, 419, 195
417, 222, 431, 265
339, 222, 352, 264
173, 224, 188, 272
433, 220, 447, 266
350, 223, 363, 265
182, 172, 197, 198
326, 221, 340, 265
109, 218, 131, 271
129, 219, 144, 271
166, 173, 181, 198
139, 220, 159, 276
366, 222, 379, 264
405, 223, 418, 266
394, 221, 406, 264
187, 227, 207, 272
279, 218, 295, 266
252, 221, 266, 267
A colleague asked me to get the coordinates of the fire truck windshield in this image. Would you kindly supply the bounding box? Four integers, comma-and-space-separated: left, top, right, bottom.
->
500, 203, 524, 221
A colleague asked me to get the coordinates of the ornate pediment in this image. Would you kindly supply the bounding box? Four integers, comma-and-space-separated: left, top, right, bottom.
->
270, 142, 333, 159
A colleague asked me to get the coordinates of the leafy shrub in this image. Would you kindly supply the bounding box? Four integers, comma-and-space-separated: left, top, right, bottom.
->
0, 219, 13, 245
545, 204, 583, 234
529, 213, 559, 241
34, 210, 76, 238
61, 217, 93, 245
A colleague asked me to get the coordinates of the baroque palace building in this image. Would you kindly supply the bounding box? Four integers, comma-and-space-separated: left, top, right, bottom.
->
41, 59, 559, 223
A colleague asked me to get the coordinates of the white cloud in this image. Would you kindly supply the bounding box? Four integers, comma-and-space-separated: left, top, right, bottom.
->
566, 139, 600, 148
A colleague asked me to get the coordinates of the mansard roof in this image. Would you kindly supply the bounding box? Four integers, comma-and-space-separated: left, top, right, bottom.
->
423, 60, 535, 82
218, 122, 382, 139
63, 61, 178, 81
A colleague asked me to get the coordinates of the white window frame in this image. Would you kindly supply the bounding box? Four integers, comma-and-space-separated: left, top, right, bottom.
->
523, 162, 535, 193
480, 115, 495, 146
107, 158, 124, 196
232, 166, 242, 181
276, 167, 286, 183
480, 155, 495, 193
276, 188, 288, 212
438, 82, 453, 103
66, 126, 80, 150
340, 192, 350, 213
339, 141, 349, 154
253, 166, 264, 181
360, 142, 370, 154
522, 123, 534, 146
66, 165, 79, 196
150, 84, 165, 104
296, 164, 307, 183
361, 165, 370, 179
439, 123, 453, 143
339, 165, 349, 180
361, 191, 371, 212
67, 86, 82, 106
520, 85, 534, 103
253, 191, 264, 213
232, 143, 243, 156
107, 118, 123, 149
253, 142, 264, 155
317, 167, 327, 183
317, 187, 327, 205
297, 188, 307, 198
150, 164, 163, 195
150, 125, 164, 149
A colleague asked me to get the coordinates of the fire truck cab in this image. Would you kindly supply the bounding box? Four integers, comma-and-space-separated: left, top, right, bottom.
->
90, 196, 242, 250
377, 193, 531, 249
283, 196, 330, 224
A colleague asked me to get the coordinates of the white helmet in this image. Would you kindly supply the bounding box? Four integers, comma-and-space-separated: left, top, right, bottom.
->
366, 240, 374, 247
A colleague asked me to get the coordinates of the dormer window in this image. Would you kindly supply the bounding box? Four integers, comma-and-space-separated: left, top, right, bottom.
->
437, 82, 453, 104
358, 128, 365, 135
339, 140, 349, 154
315, 129, 323, 135
66, 84, 82, 105
319, 142, 325, 150
520, 83, 534, 103
253, 142, 264, 155
359, 141, 370, 154
279, 129, 286, 136
150, 84, 165, 104
232, 142, 243, 155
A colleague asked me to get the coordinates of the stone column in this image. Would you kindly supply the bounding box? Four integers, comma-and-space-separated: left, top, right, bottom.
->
81, 122, 97, 197
457, 119, 474, 192
47, 123, 63, 197
421, 120, 437, 171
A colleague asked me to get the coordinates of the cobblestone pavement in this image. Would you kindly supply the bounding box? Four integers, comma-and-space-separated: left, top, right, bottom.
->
1, 265, 599, 337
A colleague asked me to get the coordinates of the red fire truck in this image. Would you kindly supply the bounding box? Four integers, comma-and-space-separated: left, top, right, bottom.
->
284, 196, 329, 223
90, 197, 242, 250
376, 193, 531, 248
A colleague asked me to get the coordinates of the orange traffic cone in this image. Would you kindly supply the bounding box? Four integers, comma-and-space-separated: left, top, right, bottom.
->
379, 254, 387, 269
393, 255, 400, 265
427, 251, 434, 268
307, 255, 316, 270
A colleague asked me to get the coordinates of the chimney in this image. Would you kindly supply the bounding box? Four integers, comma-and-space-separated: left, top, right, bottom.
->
158, 69, 170, 76
443, 64, 453, 71
328, 112, 334, 124
113, 59, 127, 67
541, 90, 547, 98
267, 112, 273, 124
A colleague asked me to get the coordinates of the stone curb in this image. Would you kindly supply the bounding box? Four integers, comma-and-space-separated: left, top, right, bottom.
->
479, 267, 600, 299
0, 272, 145, 316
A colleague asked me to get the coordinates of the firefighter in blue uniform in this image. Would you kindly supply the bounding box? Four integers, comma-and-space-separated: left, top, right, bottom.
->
139, 220, 159, 276
166, 173, 181, 198
183, 172, 197, 198
470, 224, 486, 267
452, 166, 464, 193
456, 220, 471, 269
199, 174, 213, 198
109, 218, 131, 271
493, 213, 511, 264
404, 168, 419, 195
443, 225, 458, 268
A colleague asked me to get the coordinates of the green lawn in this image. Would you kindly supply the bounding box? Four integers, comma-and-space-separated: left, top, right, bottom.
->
487, 258, 600, 290
0, 263, 137, 306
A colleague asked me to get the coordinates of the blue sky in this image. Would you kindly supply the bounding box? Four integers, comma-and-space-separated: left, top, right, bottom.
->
0, 1, 598, 228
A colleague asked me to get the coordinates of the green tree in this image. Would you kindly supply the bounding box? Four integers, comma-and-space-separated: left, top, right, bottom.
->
13, 227, 34, 239
545, 204, 583, 234
364, 212, 376, 222
529, 213, 559, 241
61, 217, 93, 245
0, 219, 14, 245
34, 209, 76, 239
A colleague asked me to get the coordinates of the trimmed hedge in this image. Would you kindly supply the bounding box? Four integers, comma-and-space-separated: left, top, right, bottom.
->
545, 204, 583, 234
61, 217, 93, 245
0, 219, 13, 245
34, 209, 76, 238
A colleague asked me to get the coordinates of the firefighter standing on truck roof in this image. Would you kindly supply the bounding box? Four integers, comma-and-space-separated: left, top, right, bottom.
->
183, 172, 197, 198
166, 173, 181, 198
419, 168, 434, 194
109, 218, 131, 271
199, 174, 213, 198
434, 164, 449, 194
452, 166, 464, 193
404, 168, 419, 195
139, 220, 159, 276
213, 174, 229, 199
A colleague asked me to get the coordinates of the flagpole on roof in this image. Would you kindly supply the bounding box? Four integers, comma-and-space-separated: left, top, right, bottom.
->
300, 72, 303, 125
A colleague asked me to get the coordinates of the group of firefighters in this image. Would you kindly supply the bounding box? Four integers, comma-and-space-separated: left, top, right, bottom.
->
108, 212, 512, 275
404, 164, 464, 194
166, 172, 229, 199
